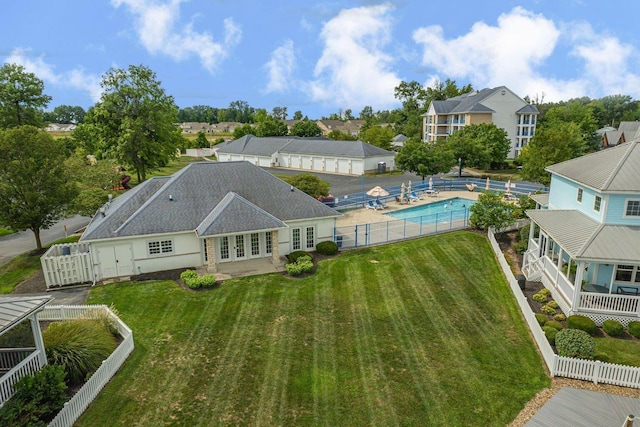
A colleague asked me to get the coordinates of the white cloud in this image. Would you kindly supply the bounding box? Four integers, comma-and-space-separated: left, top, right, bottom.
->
306, 3, 402, 111
264, 40, 296, 94
412, 7, 640, 101
111, 0, 241, 73
6, 48, 102, 102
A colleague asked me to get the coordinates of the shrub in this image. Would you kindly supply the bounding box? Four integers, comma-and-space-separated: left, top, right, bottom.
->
288, 251, 313, 263
545, 320, 564, 331
532, 293, 548, 303
602, 319, 624, 337
546, 300, 559, 309
180, 270, 217, 289
567, 315, 597, 335
43, 319, 117, 386
286, 255, 314, 276
538, 288, 551, 297
514, 240, 528, 255
0, 322, 35, 348
535, 313, 548, 326
628, 321, 640, 339
0, 364, 68, 426
316, 240, 339, 255
555, 329, 595, 359
543, 326, 558, 345
553, 313, 566, 322
541, 304, 556, 315
89, 304, 120, 336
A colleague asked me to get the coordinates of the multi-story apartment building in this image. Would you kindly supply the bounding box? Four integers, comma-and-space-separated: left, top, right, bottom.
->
422, 86, 538, 158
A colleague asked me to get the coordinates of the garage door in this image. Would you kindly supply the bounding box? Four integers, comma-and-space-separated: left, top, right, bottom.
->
313, 157, 324, 171
290, 155, 301, 169
326, 158, 337, 172
337, 159, 350, 174
351, 160, 364, 175
231, 155, 242, 161
243, 155, 258, 165
258, 157, 271, 167
97, 243, 134, 279
301, 156, 312, 170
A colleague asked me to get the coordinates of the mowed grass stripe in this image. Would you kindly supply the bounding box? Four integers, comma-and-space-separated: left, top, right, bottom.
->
254, 285, 299, 426
312, 270, 339, 425
345, 259, 400, 426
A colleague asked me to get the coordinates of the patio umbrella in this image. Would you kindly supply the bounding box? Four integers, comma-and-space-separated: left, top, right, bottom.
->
366, 186, 389, 198
429, 177, 433, 191
485, 177, 490, 191
505, 179, 512, 194
400, 182, 406, 201
408, 180, 412, 196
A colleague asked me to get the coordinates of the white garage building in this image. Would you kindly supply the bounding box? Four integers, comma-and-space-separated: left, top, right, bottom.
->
216, 135, 396, 175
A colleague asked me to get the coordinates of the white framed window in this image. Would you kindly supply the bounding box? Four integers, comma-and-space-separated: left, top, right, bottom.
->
265, 232, 272, 254
576, 188, 583, 203
615, 264, 640, 283
148, 239, 173, 256
251, 233, 260, 256
594, 195, 602, 212
624, 199, 640, 217
292, 228, 301, 250
305, 226, 315, 249
220, 236, 229, 260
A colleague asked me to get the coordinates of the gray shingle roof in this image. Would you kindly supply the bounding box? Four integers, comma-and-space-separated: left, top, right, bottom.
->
427, 86, 538, 116
0, 296, 52, 335
195, 192, 287, 237
81, 161, 340, 241
526, 209, 640, 262
216, 135, 394, 158
546, 141, 640, 192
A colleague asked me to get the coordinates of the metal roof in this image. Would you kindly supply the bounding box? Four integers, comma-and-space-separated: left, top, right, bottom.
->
529, 193, 549, 207
0, 296, 52, 335
81, 161, 341, 241
526, 209, 640, 262
546, 141, 640, 192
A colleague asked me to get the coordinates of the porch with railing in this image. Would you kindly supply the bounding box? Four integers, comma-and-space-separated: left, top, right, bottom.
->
0, 348, 46, 406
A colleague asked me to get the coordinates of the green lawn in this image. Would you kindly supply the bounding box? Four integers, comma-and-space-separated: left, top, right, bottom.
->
79, 231, 549, 426
595, 337, 640, 367
0, 235, 81, 294
0, 227, 14, 237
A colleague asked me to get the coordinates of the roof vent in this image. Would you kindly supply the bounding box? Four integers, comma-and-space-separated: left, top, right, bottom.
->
169, 194, 174, 201
290, 186, 294, 192
99, 207, 106, 217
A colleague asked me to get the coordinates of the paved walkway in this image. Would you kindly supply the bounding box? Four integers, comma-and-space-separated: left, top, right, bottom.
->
526, 387, 640, 426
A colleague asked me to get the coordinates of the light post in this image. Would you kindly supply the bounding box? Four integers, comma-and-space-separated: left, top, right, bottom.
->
361, 173, 365, 208
458, 157, 462, 179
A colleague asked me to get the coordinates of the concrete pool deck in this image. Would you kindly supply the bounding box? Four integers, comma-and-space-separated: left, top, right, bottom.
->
336, 190, 481, 227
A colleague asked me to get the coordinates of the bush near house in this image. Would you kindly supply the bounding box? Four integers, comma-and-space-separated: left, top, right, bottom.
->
543, 326, 558, 345
629, 321, 640, 339
287, 250, 313, 263
285, 255, 314, 276
43, 319, 117, 386
566, 315, 598, 335
315, 240, 339, 255
180, 270, 217, 289
555, 329, 595, 359
535, 313, 548, 326
0, 364, 68, 427
602, 319, 624, 337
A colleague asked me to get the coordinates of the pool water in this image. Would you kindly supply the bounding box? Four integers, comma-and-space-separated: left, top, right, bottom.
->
385, 197, 476, 222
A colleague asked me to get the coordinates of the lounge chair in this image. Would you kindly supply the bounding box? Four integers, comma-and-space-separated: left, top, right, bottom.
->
465, 183, 477, 192
375, 199, 388, 209
366, 200, 383, 210
410, 191, 423, 200
424, 189, 439, 197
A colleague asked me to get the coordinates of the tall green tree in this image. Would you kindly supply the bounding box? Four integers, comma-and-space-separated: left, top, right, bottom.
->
326, 129, 357, 141
469, 191, 517, 234
0, 63, 52, 129
283, 173, 330, 198
194, 131, 210, 148
360, 125, 394, 150
0, 126, 78, 250
85, 65, 182, 182
253, 109, 288, 137
395, 140, 455, 180
292, 110, 303, 120
65, 155, 121, 217
271, 106, 287, 120
290, 119, 322, 137
443, 123, 511, 170
44, 105, 86, 124
518, 122, 586, 185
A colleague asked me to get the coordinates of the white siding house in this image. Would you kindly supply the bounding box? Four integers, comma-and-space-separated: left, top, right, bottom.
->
42, 162, 341, 286
522, 139, 640, 325
216, 135, 395, 176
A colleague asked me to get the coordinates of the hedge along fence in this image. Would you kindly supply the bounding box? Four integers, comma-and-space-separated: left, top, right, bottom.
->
37, 305, 134, 427
488, 224, 640, 389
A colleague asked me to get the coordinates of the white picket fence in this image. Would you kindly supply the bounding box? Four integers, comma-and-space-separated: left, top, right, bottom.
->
41, 243, 93, 288
37, 305, 134, 427
488, 225, 640, 389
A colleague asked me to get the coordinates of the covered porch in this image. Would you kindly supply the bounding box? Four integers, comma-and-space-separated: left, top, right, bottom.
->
523, 210, 640, 324
0, 296, 51, 407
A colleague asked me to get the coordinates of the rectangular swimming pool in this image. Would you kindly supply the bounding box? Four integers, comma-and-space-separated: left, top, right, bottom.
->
385, 197, 475, 223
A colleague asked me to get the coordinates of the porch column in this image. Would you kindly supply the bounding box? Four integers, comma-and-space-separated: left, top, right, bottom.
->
30, 315, 47, 367
271, 231, 282, 266
570, 261, 586, 313
206, 238, 217, 273
528, 221, 535, 247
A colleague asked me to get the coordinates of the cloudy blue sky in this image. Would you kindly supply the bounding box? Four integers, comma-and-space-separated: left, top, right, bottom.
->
3, 1, 640, 119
